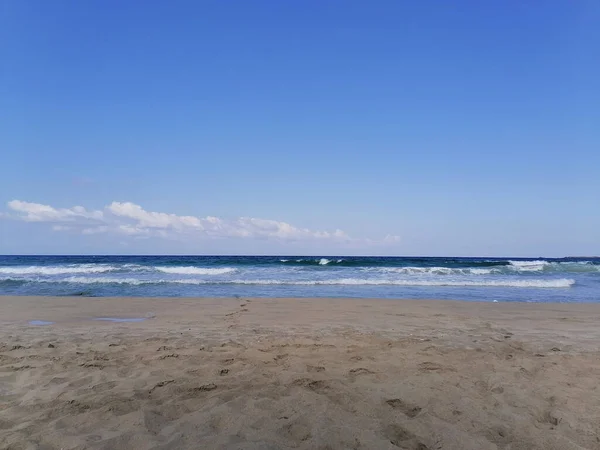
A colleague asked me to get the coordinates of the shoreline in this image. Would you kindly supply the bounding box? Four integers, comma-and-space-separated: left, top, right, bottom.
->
1, 294, 599, 317
2, 296, 600, 449
3, 293, 600, 305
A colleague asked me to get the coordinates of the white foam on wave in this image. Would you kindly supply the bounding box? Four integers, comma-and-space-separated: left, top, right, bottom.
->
304, 278, 573, 288
508, 260, 549, 272
166, 278, 576, 288
62, 277, 147, 285
373, 267, 495, 276
368, 262, 599, 276
154, 266, 236, 275
0, 265, 118, 275
282, 258, 344, 265
4, 276, 575, 288
470, 268, 495, 275
509, 260, 549, 266
121, 264, 148, 271
507, 260, 600, 273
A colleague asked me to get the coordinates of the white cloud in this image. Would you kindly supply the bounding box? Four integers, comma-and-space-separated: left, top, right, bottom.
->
7, 200, 104, 224
107, 202, 205, 231
4, 200, 398, 246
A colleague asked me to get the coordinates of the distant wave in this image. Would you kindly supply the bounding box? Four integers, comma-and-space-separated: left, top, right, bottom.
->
275, 258, 514, 268
509, 260, 549, 267
212, 278, 576, 288
0, 265, 118, 275
0, 276, 145, 285
318, 258, 344, 265
508, 260, 549, 272
63, 277, 148, 285
154, 266, 236, 275
507, 261, 599, 273
372, 267, 495, 275
1, 276, 575, 288
372, 262, 599, 275
279, 258, 347, 266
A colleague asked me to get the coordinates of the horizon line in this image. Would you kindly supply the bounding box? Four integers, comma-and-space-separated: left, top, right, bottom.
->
0, 254, 597, 259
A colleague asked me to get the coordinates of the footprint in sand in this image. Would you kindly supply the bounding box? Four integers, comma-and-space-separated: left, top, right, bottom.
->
79, 362, 104, 369
196, 383, 218, 391
348, 367, 376, 380
292, 378, 330, 392
384, 424, 430, 449
386, 398, 422, 418
187, 383, 218, 396
279, 420, 312, 443
9, 345, 27, 351
418, 361, 455, 372
274, 353, 288, 363
148, 379, 174, 394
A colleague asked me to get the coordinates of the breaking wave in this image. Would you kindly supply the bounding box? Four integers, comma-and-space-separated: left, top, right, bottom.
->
1, 256, 596, 301
154, 267, 236, 275
0, 276, 575, 288
280, 258, 347, 266
0, 265, 118, 275
372, 267, 495, 275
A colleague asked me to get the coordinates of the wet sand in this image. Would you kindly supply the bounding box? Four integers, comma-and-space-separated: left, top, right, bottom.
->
1, 296, 600, 449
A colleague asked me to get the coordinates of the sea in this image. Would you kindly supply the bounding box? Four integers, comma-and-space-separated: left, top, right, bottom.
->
1, 255, 599, 303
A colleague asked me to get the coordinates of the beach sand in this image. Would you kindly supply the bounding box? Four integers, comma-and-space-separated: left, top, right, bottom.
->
1, 296, 599, 450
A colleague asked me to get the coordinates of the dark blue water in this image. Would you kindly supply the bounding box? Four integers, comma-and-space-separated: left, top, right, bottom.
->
1, 255, 599, 302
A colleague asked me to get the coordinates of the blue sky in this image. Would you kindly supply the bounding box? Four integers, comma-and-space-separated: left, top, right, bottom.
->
1, 1, 599, 256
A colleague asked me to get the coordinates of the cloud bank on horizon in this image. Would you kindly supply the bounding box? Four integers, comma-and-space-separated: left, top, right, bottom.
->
4, 200, 399, 246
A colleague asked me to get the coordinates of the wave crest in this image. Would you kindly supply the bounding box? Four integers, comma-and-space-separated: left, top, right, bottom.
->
373, 267, 495, 276
0, 265, 118, 275
279, 258, 346, 266
154, 267, 236, 275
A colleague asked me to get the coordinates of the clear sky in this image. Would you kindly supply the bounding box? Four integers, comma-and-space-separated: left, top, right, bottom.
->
1, 1, 599, 256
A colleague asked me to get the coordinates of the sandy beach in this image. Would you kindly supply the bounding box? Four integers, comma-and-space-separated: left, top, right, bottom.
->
1, 296, 599, 450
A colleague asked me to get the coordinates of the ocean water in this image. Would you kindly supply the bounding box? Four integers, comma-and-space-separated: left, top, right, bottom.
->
0, 255, 599, 303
